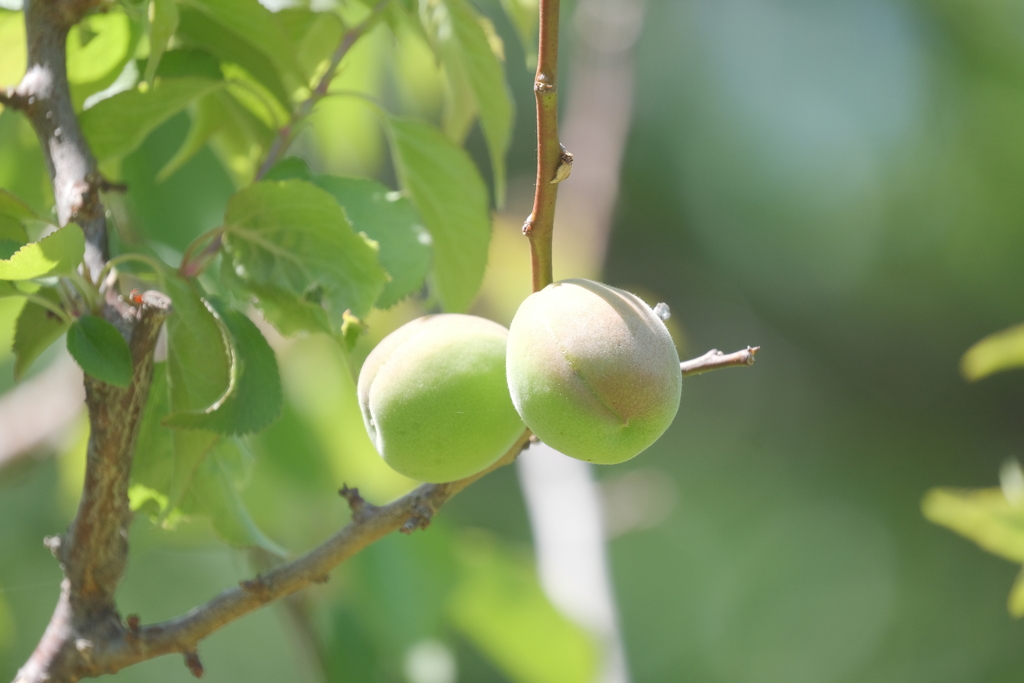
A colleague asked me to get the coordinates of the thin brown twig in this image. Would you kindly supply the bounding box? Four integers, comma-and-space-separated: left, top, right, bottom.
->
48, 431, 533, 678
524, 0, 564, 292
0, 88, 29, 110
254, 0, 389, 181
680, 346, 760, 377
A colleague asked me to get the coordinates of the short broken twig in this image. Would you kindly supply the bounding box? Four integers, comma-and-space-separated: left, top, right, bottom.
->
680, 346, 760, 377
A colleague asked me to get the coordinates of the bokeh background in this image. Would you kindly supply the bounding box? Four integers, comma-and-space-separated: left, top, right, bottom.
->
4, 0, 1024, 680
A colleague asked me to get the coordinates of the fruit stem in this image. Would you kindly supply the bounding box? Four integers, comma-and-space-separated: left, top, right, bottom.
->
526, 0, 563, 292
680, 346, 761, 377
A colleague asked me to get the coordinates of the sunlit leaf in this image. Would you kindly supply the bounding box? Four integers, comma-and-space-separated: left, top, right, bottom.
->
387, 117, 490, 312
0, 225, 84, 280
0, 11, 27, 92
448, 533, 598, 683
179, 0, 301, 98
1009, 567, 1024, 618
440, 48, 476, 145
222, 180, 388, 329
314, 176, 431, 309
66, 314, 132, 387
164, 297, 282, 434
0, 189, 38, 222
13, 288, 68, 380
441, 0, 513, 206
80, 77, 222, 162
499, 0, 537, 67
354, 525, 458, 650
163, 275, 231, 507
131, 361, 176, 507
157, 91, 231, 182
206, 90, 276, 184
961, 323, 1024, 380
147, 47, 223, 80
0, 214, 27, 259
185, 438, 288, 555
67, 13, 132, 84
922, 487, 1024, 563
274, 8, 344, 82
145, 0, 180, 85
266, 160, 432, 310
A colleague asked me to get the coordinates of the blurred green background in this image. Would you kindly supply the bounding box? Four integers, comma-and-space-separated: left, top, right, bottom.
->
4, 0, 1024, 680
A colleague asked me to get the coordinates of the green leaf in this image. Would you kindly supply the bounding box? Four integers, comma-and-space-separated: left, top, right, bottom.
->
263, 156, 312, 182
164, 275, 232, 413
387, 117, 491, 312
0, 225, 85, 280
147, 47, 224, 80
222, 179, 388, 329
66, 315, 133, 387
440, 47, 477, 144
0, 214, 28, 259
273, 8, 344, 82
448, 533, 598, 683
354, 525, 458, 650
312, 176, 432, 309
441, 0, 513, 207
67, 13, 132, 85
145, 0, 180, 85
13, 288, 69, 380
131, 361, 176, 506
185, 438, 288, 555
0, 281, 20, 297
0, 214, 28, 244
266, 159, 433, 309
222, 263, 331, 335
179, 0, 301, 97
80, 77, 222, 162
163, 275, 232, 507
961, 323, 1024, 381
498, 0, 537, 67
0, 13, 27, 95
164, 297, 282, 434
0, 189, 39, 222
156, 90, 231, 182
922, 487, 1024, 563
1010, 567, 1024, 618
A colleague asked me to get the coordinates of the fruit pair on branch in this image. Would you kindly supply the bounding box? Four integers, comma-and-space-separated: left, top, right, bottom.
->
358, 279, 704, 482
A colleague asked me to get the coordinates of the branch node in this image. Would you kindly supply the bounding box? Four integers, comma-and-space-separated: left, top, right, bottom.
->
0, 88, 29, 111
339, 484, 377, 522
43, 534, 64, 561
239, 575, 270, 596
401, 504, 435, 534
312, 574, 330, 585
184, 650, 204, 678
534, 74, 555, 93
745, 346, 760, 364
550, 145, 573, 184
679, 345, 761, 377
522, 213, 534, 236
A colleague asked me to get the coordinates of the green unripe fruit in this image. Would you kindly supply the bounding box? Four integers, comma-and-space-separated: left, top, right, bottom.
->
357, 314, 525, 483
506, 279, 681, 464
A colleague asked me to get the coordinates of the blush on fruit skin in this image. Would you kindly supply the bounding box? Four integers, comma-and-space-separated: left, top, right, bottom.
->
357, 314, 525, 483
506, 279, 682, 464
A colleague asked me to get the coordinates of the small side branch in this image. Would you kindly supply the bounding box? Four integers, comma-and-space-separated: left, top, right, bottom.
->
680, 346, 760, 377
255, 0, 389, 180
65, 431, 533, 677
525, 0, 563, 292
0, 88, 30, 110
